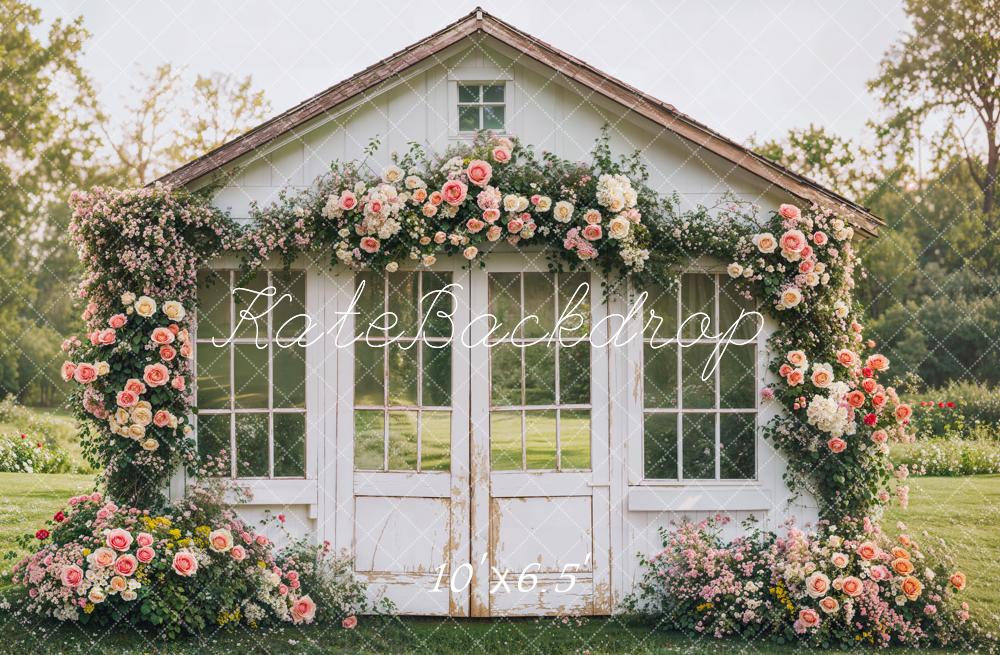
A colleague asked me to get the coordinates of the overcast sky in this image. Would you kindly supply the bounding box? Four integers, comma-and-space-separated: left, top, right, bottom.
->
40, 0, 908, 146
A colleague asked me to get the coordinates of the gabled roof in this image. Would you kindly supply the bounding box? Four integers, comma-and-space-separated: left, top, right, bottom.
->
156, 7, 882, 236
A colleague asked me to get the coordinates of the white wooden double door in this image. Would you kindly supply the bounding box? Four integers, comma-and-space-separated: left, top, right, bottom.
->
328, 253, 612, 616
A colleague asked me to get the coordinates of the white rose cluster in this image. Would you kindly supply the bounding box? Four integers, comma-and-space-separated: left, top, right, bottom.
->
805, 381, 856, 438
596, 174, 637, 213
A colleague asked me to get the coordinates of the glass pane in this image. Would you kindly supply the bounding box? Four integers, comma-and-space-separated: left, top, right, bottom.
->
719, 278, 759, 341
682, 413, 716, 480
523, 345, 556, 405
525, 410, 557, 469
559, 272, 591, 338
559, 344, 590, 405
355, 271, 384, 337
196, 344, 230, 409
388, 272, 418, 336
387, 342, 419, 406
645, 280, 677, 339
458, 105, 480, 131
721, 413, 756, 480
273, 344, 306, 408
483, 105, 505, 130
681, 344, 716, 409
234, 344, 269, 409
354, 411, 384, 470
488, 273, 521, 336
681, 274, 714, 339
458, 84, 479, 103
523, 273, 555, 339
235, 413, 268, 477
490, 343, 521, 406
196, 270, 230, 340
234, 271, 270, 340
272, 270, 307, 344
422, 271, 454, 339
490, 411, 521, 470
421, 411, 451, 471
644, 343, 677, 408
560, 410, 590, 469
387, 411, 418, 470
197, 413, 231, 475
483, 84, 504, 102
720, 345, 756, 409
273, 413, 305, 477
423, 343, 451, 407
644, 413, 677, 479
354, 342, 384, 406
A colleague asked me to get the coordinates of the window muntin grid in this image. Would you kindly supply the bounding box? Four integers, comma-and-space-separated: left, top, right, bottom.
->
642, 273, 758, 481
457, 83, 506, 132
488, 271, 591, 471
195, 269, 307, 479
353, 270, 453, 472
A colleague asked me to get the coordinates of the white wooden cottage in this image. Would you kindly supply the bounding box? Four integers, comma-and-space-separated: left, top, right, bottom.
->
159, 9, 881, 616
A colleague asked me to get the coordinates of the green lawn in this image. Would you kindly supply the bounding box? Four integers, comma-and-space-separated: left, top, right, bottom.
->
0, 467, 995, 652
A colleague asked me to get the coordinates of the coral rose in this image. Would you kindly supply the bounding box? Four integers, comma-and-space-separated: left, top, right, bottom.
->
143, 363, 170, 387
136, 546, 155, 564
441, 180, 468, 206
114, 554, 138, 577
172, 550, 198, 577
107, 528, 133, 551
60, 564, 83, 588
291, 595, 317, 624
949, 571, 967, 591
779, 229, 806, 253
892, 558, 915, 575
124, 378, 146, 395
466, 159, 492, 187
841, 576, 863, 597
895, 404, 913, 423
901, 576, 923, 601
856, 541, 879, 561
827, 438, 847, 453
360, 236, 380, 253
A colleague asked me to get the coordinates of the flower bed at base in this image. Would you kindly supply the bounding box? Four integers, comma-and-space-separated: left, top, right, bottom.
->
627, 515, 981, 650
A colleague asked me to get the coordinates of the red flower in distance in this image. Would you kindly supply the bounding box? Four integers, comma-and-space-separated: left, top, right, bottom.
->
35, 529, 50, 540
53, 511, 65, 523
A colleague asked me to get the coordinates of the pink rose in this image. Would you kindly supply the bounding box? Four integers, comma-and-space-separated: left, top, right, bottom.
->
153, 410, 171, 428
180, 343, 192, 358
114, 554, 138, 576
171, 376, 185, 391
779, 203, 801, 220
812, 231, 828, 246
291, 595, 317, 624
230, 545, 247, 562
360, 237, 380, 254
871, 429, 888, 444
486, 225, 503, 241
869, 564, 890, 581
74, 363, 97, 384
136, 531, 154, 547
428, 191, 443, 206
779, 229, 806, 253
827, 438, 847, 453
278, 584, 289, 596
342, 615, 358, 630
482, 208, 500, 223
61, 361, 77, 382
255, 534, 268, 546
61, 564, 84, 588
107, 528, 133, 551
108, 313, 127, 329
465, 218, 485, 233
136, 546, 155, 564
491, 147, 511, 163
171, 551, 198, 577
151, 327, 175, 345
441, 180, 468, 206
98, 328, 117, 346
143, 363, 170, 387
338, 190, 357, 211
797, 608, 820, 630
582, 224, 603, 241
507, 218, 524, 233
124, 378, 146, 395
465, 159, 493, 187
116, 390, 138, 408
159, 345, 177, 361
91, 547, 115, 568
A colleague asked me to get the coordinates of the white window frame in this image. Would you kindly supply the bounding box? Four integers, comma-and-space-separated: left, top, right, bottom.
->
447, 68, 514, 139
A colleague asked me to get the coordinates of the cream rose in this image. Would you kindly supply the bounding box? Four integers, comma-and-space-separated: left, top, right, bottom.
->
608, 216, 630, 239
552, 201, 574, 223
209, 528, 234, 553
134, 296, 157, 318
161, 301, 186, 321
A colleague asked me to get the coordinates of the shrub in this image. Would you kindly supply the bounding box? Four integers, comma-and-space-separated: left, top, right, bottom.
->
629, 516, 979, 649
902, 381, 1000, 441
0, 433, 72, 473
891, 438, 1000, 476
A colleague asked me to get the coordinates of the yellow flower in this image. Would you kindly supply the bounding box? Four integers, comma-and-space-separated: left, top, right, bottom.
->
82, 548, 91, 556
84, 603, 95, 614
257, 560, 267, 569
195, 525, 211, 536
168, 528, 181, 539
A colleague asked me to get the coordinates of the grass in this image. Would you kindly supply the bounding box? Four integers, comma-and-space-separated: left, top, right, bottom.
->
0, 402, 92, 472
0, 472, 95, 569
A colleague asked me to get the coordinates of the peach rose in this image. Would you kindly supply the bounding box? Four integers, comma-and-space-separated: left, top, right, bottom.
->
136, 546, 155, 564
810, 364, 833, 388
180, 342, 192, 358
779, 229, 806, 253
172, 550, 198, 577
866, 354, 889, 371
465, 218, 485, 233
812, 231, 829, 246
209, 528, 234, 553
892, 558, 915, 576
136, 532, 154, 547
153, 410, 171, 428
786, 350, 807, 367
466, 159, 493, 187
491, 146, 511, 163
856, 541, 879, 561
846, 391, 866, 409
827, 438, 847, 454
786, 369, 805, 386
124, 378, 146, 395
108, 313, 127, 329
805, 572, 830, 598
780, 287, 802, 308
151, 327, 175, 345
91, 547, 116, 568
797, 608, 820, 629
60, 361, 77, 382
114, 554, 138, 576
342, 615, 358, 629
412, 188, 427, 203
841, 576, 863, 597
892, 546, 910, 560
171, 376, 186, 391
441, 180, 468, 206
949, 571, 967, 591
835, 349, 856, 367
901, 575, 923, 601
871, 429, 888, 444
779, 204, 801, 220
97, 328, 116, 346
895, 404, 913, 423
831, 552, 850, 568
143, 363, 169, 387
582, 224, 603, 241
107, 528, 133, 551
818, 596, 839, 614
753, 232, 777, 253
291, 595, 317, 624
61, 564, 83, 588
421, 202, 438, 218
159, 345, 176, 361
230, 545, 247, 562
74, 363, 97, 384
109, 575, 128, 593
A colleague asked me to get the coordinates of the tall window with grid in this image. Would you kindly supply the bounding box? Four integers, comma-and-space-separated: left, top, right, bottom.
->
642, 272, 759, 481
353, 270, 454, 472
195, 269, 307, 478
488, 271, 591, 471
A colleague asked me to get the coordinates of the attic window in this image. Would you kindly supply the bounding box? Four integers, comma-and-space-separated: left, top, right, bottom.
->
458, 83, 505, 131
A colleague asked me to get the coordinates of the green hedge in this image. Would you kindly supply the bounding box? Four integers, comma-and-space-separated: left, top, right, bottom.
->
891, 437, 1000, 476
